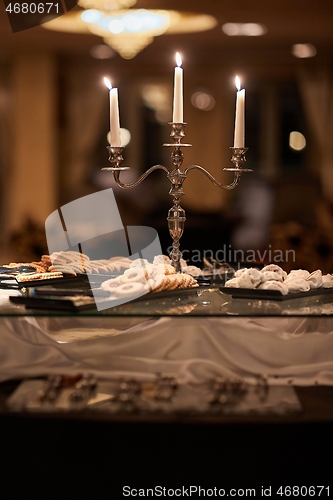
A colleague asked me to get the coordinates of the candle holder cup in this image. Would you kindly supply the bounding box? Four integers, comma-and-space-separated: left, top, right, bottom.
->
102, 123, 252, 272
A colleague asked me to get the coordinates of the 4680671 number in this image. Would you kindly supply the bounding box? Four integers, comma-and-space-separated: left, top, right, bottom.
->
276, 486, 330, 496
5, 3, 59, 14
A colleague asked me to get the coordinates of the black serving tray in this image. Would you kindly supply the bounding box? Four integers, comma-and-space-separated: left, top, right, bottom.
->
9, 295, 97, 312
221, 286, 333, 301
15, 275, 89, 288
14, 273, 121, 288
9, 286, 204, 312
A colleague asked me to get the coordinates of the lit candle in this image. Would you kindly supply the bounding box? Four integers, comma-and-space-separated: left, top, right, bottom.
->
104, 77, 121, 147
172, 52, 183, 123
234, 76, 245, 148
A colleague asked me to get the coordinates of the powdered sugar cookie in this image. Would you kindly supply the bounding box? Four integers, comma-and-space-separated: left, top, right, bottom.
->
306, 269, 322, 289
238, 268, 262, 288
261, 271, 283, 283
100, 276, 122, 291
258, 280, 288, 295
121, 268, 148, 284
261, 264, 287, 280
234, 268, 248, 278
153, 255, 171, 265
285, 277, 310, 293
224, 277, 241, 288
113, 282, 146, 298
322, 274, 333, 288
287, 269, 310, 280
143, 264, 158, 279
183, 265, 202, 277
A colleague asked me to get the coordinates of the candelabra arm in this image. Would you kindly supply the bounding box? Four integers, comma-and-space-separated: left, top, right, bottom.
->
112, 164, 169, 190
102, 136, 251, 273
102, 146, 169, 189
184, 164, 241, 190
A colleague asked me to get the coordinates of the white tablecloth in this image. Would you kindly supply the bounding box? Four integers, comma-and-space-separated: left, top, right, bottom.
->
1, 302, 333, 385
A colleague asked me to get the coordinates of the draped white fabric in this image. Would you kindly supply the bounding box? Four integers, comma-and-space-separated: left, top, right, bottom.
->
1, 307, 333, 385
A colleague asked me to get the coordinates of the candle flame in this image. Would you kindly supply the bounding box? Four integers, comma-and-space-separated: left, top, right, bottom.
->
176, 52, 182, 67
104, 77, 112, 90
235, 76, 241, 91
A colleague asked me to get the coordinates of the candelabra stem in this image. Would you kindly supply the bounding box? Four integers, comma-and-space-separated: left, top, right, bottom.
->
166, 166, 187, 272
163, 123, 191, 271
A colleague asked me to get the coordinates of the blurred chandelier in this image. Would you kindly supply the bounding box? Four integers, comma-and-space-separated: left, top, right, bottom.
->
43, 3, 217, 59
81, 8, 172, 59
79, 0, 137, 8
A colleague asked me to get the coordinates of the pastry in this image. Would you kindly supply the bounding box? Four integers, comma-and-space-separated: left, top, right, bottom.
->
258, 280, 288, 295
322, 274, 333, 288
238, 268, 262, 288
287, 269, 310, 280
306, 269, 322, 289
224, 277, 241, 288
153, 255, 172, 265
285, 277, 310, 292
183, 265, 202, 277
261, 271, 283, 283
16, 272, 63, 282
261, 264, 287, 280
234, 268, 248, 278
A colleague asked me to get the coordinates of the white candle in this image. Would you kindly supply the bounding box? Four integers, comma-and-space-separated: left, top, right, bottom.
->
172, 52, 183, 123
234, 76, 245, 148
104, 77, 121, 147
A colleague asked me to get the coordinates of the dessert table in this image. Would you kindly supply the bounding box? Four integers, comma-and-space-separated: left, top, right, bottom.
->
2, 285, 333, 384
1, 285, 333, 495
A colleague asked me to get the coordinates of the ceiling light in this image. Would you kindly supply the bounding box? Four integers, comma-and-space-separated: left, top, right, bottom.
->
81, 9, 171, 58
292, 43, 317, 58
222, 23, 267, 36
79, 0, 137, 10
289, 131, 306, 151
43, 10, 217, 59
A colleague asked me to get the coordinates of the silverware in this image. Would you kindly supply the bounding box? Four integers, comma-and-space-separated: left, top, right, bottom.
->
69, 374, 97, 404
38, 375, 63, 404
207, 377, 248, 407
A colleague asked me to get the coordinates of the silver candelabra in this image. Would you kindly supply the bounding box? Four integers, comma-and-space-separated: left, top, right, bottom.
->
102, 122, 252, 272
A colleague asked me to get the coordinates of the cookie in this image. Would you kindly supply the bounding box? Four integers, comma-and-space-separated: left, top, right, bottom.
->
16, 272, 63, 282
